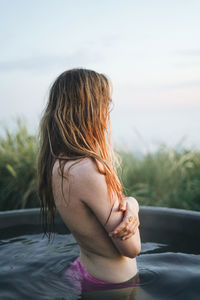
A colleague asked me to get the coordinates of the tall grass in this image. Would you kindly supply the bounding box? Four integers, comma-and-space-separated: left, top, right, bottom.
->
0, 119, 199, 211
0, 119, 39, 210
119, 147, 200, 211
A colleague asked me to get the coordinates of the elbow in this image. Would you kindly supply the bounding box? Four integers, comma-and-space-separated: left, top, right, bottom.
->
134, 245, 141, 258
129, 245, 141, 259
122, 242, 141, 259
135, 240, 141, 257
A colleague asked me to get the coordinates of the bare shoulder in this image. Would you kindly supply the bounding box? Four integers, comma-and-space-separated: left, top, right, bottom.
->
52, 157, 109, 208
65, 158, 107, 195
52, 157, 107, 206
67, 157, 97, 174
50, 157, 105, 199
52, 157, 95, 176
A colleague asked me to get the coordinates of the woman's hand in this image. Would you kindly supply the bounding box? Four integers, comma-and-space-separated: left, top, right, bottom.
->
109, 197, 140, 241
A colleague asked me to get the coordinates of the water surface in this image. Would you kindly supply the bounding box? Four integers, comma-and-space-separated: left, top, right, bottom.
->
0, 232, 199, 299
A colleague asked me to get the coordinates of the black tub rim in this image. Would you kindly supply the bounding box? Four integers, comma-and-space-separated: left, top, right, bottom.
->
0, 205, 200, 230
0, 206, 200, 250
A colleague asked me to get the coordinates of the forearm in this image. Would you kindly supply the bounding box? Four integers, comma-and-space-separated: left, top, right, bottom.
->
108, 196, 141, 258
108, 198, 141, 258
109, 196, 140, 239
111, 226, 141, 258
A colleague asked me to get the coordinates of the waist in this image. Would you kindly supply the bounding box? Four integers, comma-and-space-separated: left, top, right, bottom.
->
80, 248, 138, 283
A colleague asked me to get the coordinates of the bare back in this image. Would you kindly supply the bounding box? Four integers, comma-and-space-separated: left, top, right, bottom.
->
52, 158, 138, 283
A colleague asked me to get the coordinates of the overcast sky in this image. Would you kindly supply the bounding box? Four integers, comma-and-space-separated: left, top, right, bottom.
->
0, 0, 200, 152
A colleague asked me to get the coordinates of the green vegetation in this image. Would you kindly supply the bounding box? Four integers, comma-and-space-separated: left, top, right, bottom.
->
0, 119, 39, 210
120, 147, 200, 211
0, 119, 199, 211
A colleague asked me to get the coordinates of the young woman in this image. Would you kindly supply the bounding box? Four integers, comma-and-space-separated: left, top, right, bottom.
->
37, 68, 141, 294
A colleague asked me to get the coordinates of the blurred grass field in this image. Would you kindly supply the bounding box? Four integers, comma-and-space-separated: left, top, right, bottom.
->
0, 119, 199, 211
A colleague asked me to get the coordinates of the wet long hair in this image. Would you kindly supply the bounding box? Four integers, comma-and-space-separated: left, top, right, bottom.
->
37, 68, 124, 241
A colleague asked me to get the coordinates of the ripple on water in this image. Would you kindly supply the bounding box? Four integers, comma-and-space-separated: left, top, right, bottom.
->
0, 234, 200, 300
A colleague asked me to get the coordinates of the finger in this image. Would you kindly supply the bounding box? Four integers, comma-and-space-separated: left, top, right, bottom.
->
120, 221, 136, 238
121, 226, 139, 241
109, 222, 128, 237
109, 219, 130, 237
120, 219, 140, 239
121, 231, 133, 240
110, 203, 139, 238
122, 233, 134, 240
119, 200, 126, 211
118, 227, 132, 239
113, 217, 138, 239
109, 203, 130, 236
123, 202, 129, 217
113, 228, 127, 239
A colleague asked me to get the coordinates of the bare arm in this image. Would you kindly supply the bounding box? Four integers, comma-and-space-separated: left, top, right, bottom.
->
103, 196, 141, 258
70, 160, 141, 258
109, 197, 140, 240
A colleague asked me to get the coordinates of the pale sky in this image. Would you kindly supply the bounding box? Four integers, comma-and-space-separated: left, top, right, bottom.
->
0, 0, 200, 152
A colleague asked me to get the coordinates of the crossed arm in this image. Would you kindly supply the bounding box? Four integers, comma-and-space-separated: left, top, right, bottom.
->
70, 159, 141, 258
109, 197, 140, 241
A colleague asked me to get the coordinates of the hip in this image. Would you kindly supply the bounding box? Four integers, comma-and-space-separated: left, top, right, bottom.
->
65, 256, 139, 293
79, 249, 138, 283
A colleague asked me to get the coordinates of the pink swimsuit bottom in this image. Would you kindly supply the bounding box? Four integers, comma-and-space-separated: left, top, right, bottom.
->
64, 257, 140, 293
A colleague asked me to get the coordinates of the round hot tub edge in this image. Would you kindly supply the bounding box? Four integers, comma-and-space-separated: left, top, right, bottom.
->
0, 206, 200, 248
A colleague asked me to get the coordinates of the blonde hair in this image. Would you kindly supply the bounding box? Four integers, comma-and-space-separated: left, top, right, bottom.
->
37, 68, 124, 240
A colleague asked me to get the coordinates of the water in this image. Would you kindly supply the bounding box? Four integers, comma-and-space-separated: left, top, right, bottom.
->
0, 232, 200, 300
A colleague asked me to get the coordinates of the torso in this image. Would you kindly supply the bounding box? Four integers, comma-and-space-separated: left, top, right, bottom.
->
52, 158, 137, 283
